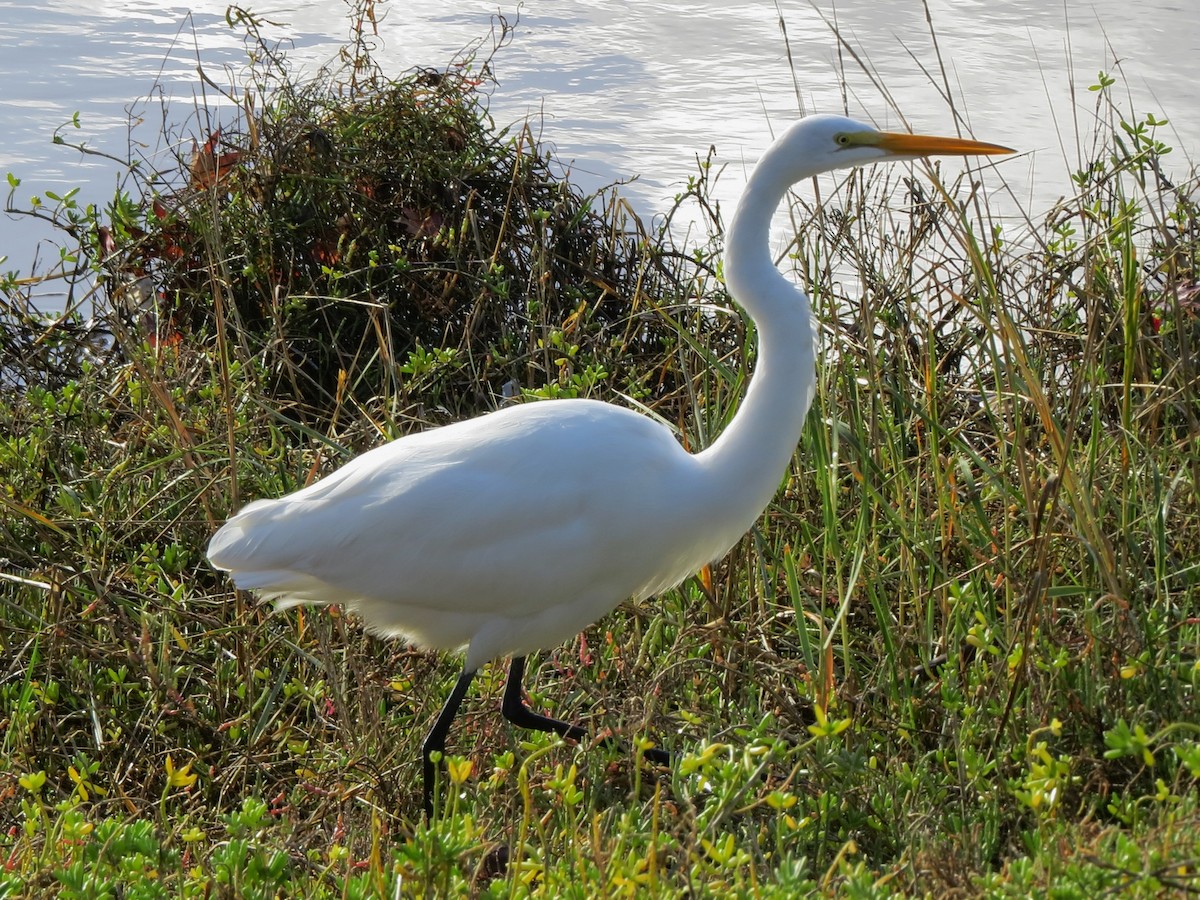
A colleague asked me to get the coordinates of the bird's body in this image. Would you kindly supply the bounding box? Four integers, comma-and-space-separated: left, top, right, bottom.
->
207, 114, 1012, 815
208, 398, 750, 669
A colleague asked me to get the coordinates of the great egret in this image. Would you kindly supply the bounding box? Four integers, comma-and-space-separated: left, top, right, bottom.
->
207, 114, 1012, 816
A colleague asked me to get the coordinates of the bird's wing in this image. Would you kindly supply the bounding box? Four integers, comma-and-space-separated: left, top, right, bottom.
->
207, 400, 701, 619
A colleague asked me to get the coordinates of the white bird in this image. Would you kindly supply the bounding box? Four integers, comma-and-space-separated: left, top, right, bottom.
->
207, 114, 1012, 816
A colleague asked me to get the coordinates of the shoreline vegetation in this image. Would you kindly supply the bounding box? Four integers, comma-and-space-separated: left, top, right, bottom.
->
3, 4, 1198, 896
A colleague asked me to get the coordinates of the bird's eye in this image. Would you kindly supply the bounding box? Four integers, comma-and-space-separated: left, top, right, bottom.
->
835, 133, 851, 146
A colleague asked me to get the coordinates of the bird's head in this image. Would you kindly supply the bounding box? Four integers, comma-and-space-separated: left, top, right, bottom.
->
765, 113, 1014, 185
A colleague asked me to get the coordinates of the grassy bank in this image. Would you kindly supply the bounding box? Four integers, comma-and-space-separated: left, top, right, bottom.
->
2, 8, 1199, 898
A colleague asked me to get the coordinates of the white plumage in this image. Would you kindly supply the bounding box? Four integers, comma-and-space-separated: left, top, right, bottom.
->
208, 399, 741, 670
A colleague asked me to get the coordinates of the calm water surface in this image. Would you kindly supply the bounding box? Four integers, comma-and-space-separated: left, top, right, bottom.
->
2, 0, 1197, 298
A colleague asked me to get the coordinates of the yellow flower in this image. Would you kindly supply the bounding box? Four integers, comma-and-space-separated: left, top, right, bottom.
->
68, 765, 90, 802
165, 754, 198, 790
447, 756, 474, 786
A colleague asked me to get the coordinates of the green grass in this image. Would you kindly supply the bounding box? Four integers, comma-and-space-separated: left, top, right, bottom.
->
2, 7, 1199, 897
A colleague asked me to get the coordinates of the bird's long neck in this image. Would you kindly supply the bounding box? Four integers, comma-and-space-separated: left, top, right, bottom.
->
694, 155, 818, 532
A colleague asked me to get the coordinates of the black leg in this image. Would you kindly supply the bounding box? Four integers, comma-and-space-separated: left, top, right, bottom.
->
501, 655, 672, 766
642, 744, 672, 766
422, 666, 476, 819
501, 655, 588, 741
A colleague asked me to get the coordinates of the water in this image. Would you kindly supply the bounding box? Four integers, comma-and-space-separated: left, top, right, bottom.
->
3, 0, 1197, 300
